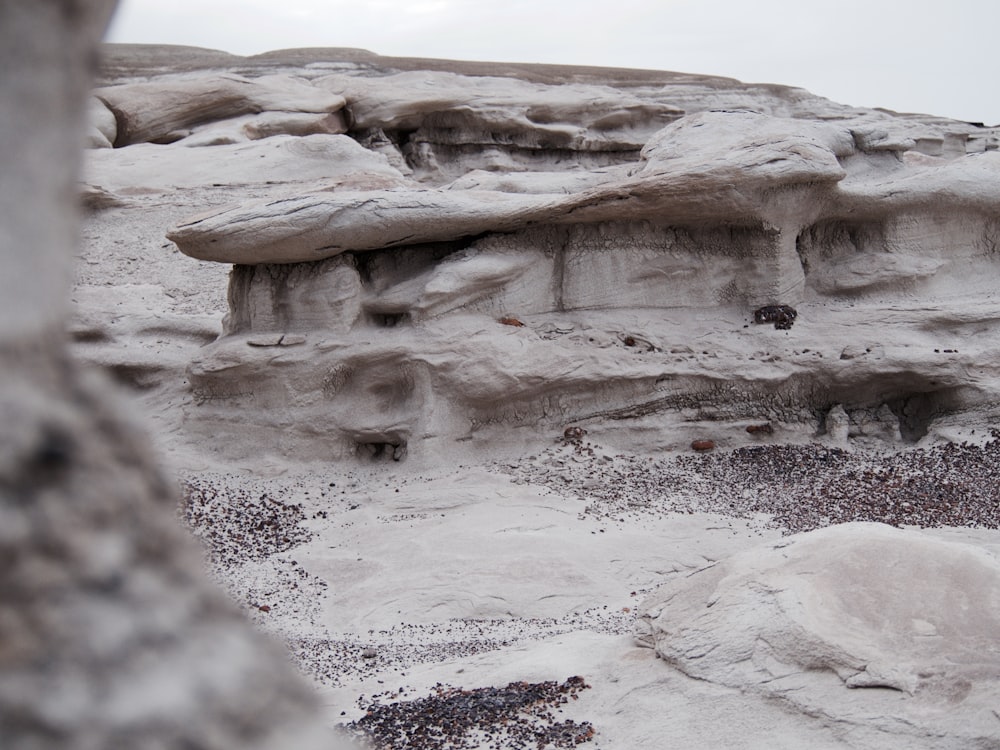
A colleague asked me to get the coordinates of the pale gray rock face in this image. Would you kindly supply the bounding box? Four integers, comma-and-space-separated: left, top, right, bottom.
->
87, 132, 407, 193
0, 7, 345, 750
82, 45, 1000, 466
71, 41, 1000, 750
168, 188, 570, 264
94, 73, 347, 146
312, 70, 684, 182
86, 96, 117, 148
136, 55, 997, 461
636, 523, 1000, 749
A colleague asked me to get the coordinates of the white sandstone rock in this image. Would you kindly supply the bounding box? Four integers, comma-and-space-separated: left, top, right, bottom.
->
638, 110, 852, 183
824, 403, 850, 444
84, 133, 406, 193
80, 47, 1000, 457
637, 523, 1000, 745
168, 188, 571, 264
178, 110, 349, 147
225, 255, 363, 335
70, 44, 1000, 750
85, 96, 117, 148
315, 70, 683, 181
95, 73, 346, 146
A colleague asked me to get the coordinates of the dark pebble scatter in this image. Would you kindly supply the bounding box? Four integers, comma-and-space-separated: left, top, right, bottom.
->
179, 475, 315, 569
289, 609, 633, 686
343, 676, 594, 750
677, 438, 1000, 533
504, 432, 1000, 534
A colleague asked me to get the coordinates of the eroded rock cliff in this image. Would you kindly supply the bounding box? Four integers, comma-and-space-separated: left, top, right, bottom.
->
83, 45, 1000, 463
68, 42, 1000, 750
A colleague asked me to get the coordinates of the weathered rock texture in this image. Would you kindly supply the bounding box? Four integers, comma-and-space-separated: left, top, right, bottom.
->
0, 8, 343, 750
82, 46, 1000, 464
94, 73, 347, 146
72, 42, 1000, 750
636, 523, 1000, 749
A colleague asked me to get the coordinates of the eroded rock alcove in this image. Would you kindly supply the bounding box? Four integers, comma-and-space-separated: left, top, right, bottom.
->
84, 46, 1000, 462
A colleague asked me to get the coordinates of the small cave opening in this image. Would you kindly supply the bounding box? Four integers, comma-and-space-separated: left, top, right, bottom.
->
355, 440, 407, 462
814, 383, 958, 444
70, 328, 111, 344
106, 363, 161, 391
386, 127, 418, 151
367, 311, 411, 328
887, 392, 940, 443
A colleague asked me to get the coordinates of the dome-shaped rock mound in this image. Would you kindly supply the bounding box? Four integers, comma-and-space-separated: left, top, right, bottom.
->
636, 522, 1000, 748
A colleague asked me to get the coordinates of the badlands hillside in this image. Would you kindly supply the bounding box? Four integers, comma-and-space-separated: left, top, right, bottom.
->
69, 42, 1000, 748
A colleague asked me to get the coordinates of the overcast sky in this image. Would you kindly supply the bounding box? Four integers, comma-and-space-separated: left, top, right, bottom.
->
106, 0, 1000, 126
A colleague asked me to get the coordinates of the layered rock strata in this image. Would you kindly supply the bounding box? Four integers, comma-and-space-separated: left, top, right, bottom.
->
88, 45, 1000, 461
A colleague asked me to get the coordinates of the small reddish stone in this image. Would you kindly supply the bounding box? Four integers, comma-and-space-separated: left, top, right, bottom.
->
258, 604, 271, 613
691, 439, 715, 452
498, 316, 525, 327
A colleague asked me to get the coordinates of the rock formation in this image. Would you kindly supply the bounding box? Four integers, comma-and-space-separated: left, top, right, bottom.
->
79, 45, 1000, 462
0, 7, 344, 749
71, 42, 1000, 750
94, 73, 347, 146
636, 523, 1000, 748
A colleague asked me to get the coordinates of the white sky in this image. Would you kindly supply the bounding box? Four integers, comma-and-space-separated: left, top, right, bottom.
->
106, 0, 1000, 126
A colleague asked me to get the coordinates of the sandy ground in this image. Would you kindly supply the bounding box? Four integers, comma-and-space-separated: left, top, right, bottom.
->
164, 434, 1000, 748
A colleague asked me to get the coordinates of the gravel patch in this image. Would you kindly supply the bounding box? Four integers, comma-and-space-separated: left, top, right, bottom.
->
179, 475, 315, 568
174, 436, 1000, 749
502, 433, 1000, 534
343, 676, 594, 750
289, 608, 634, 686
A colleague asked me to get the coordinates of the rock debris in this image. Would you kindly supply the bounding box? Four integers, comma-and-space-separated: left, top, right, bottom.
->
174, 435, 1000, 749
343, 676, 594, 750
505, 433, 1000, 534
176, 470, 632, 690
180, 475, 314, 568
287, 609, 633, 686
753, 304, 797, 329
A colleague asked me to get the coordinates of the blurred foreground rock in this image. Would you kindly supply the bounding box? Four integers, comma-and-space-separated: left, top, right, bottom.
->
0, 4, 345, 748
